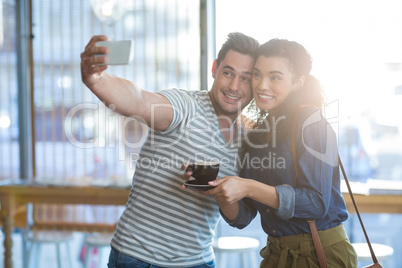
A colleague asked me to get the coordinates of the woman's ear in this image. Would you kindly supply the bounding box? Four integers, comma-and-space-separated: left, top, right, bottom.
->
211, 59, 218, 78
294, 75, 305, 90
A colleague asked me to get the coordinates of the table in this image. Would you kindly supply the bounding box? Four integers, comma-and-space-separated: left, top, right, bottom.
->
1, 180, 402, 268
0, 179, 131, 268
343, 194, 402, 214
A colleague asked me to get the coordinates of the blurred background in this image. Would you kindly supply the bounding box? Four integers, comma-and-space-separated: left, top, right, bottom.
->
1, 0, 401, 267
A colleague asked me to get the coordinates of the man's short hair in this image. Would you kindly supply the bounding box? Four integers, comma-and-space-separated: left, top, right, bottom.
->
216, 32, 259, 66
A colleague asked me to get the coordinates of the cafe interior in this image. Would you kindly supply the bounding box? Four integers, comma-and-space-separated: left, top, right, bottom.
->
1, 0, 401, 267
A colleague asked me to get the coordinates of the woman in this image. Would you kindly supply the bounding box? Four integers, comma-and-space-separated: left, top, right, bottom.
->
204, 39, 357, 267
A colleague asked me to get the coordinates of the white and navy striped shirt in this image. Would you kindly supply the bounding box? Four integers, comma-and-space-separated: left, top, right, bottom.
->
110, 89, 244, 267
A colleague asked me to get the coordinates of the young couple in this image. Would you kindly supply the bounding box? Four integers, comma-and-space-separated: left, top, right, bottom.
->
81, 32, 357, 268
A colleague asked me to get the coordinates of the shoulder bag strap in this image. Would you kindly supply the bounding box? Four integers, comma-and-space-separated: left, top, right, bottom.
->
339, 157, 380, 264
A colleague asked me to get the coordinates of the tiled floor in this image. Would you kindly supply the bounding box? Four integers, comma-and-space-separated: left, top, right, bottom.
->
0, 231, 109, 268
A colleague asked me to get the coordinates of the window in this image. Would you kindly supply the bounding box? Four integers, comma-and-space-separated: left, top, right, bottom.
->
0, 0, 19, 179
216, 0, 402, 187
0, 0, 201, 182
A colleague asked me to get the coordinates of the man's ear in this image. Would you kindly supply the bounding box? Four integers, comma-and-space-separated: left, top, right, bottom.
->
211, 59, 218, 78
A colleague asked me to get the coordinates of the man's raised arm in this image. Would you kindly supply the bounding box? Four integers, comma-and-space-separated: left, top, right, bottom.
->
80, 35, 173, 131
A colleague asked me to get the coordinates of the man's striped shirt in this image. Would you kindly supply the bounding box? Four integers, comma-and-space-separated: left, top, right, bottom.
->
110, 89, 245, 267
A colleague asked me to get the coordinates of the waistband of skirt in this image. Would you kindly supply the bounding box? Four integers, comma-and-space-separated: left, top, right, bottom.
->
268, 224, 348, 249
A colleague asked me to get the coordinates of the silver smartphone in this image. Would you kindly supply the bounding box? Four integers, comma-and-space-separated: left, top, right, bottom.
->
95, 40, 134, 65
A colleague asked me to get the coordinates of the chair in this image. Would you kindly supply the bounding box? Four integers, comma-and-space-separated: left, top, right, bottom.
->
352, 243, 394, 266
23, 204, 74, 268
24, 230, 73, 268
23, 203, 122, 268
82, 232, 114, 268
213, 236, 260, 268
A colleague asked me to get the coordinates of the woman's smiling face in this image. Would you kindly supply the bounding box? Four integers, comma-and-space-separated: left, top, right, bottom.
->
252, 56, 303, 113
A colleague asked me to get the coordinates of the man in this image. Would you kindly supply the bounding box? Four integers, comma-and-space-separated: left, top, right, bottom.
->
80, 32, 259, 268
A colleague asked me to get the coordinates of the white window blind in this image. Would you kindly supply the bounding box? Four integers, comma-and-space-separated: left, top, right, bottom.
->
0, 0, 19, 179
29, 0, 200, 183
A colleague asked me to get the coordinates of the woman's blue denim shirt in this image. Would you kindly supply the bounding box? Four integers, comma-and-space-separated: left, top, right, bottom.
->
224, 107, 348, 237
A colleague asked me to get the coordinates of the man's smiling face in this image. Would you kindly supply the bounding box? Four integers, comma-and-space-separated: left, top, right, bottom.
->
209, 49, 254, 120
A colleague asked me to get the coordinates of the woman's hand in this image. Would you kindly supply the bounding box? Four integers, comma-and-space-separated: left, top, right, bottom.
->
202, 176, 247, 221
206, 176, 279, 209
203, 176, 248, 204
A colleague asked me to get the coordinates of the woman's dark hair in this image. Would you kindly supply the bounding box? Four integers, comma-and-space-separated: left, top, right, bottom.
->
216, 32, 260, 67
250, 39, 325, 126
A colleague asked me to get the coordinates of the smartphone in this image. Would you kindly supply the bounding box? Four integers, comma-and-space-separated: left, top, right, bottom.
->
95, 40, 134, 65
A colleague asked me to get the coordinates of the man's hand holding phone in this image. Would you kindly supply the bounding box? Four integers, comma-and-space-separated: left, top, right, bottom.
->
95, 40, 134, 65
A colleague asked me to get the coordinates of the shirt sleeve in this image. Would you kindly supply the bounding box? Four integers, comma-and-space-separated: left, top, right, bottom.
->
221, 198, 257, 229
275, 184, 295, 220
157, 89, 197, 132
